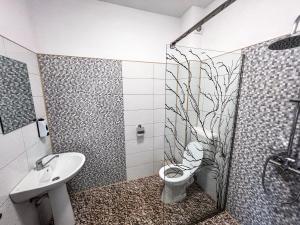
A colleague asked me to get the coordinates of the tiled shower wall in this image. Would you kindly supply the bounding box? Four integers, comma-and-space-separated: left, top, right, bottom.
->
38, 55, 126, 192
0, 36, 51, 225
227, 37, 300, 224
122, 61, 170, 180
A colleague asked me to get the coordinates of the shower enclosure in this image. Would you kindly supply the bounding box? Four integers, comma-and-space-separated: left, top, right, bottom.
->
163, 45, 243, 223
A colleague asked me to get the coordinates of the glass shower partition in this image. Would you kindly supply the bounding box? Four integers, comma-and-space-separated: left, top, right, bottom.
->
163, 45, 242, 224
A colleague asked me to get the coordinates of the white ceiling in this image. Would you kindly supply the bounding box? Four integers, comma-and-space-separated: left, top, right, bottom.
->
99, 0, 216, 17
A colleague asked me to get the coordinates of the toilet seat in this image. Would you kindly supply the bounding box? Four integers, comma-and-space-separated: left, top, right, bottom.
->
159, 141, 203, 184
159, 164, 191, 184
159, 141, 204, 203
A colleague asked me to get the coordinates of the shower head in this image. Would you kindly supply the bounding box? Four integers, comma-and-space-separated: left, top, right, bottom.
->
268, 15, 300, 50
268, 35, 300, 50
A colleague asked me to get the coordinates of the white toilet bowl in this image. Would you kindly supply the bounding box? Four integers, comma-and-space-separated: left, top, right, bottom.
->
159, 141, 203, 203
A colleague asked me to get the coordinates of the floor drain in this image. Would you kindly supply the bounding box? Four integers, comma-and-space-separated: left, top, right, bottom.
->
52, 176, 60, 181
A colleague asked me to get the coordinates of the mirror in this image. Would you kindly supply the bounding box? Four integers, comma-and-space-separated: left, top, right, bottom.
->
0, 55, 36, 134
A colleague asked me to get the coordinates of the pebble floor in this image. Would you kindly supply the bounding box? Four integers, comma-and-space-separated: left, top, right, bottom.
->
70, 175, 239, 225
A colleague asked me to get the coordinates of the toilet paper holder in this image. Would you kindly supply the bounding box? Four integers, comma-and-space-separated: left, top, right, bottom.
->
136, 124, 145, 137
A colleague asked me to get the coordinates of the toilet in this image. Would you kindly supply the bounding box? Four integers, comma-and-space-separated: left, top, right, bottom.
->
159, 141, 204, 204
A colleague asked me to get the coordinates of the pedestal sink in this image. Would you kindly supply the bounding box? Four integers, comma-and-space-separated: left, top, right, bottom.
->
10, 152, 85, 225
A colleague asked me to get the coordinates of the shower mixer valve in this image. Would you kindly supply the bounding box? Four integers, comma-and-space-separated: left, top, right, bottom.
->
262, 98, 300, 204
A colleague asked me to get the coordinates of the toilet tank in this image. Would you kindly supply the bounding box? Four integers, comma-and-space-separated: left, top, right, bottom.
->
182, 142, 203, 169
192, 126, 218, 201
192, 126, 215, 142
192, 126, 216, 151
182, 127, 216, 170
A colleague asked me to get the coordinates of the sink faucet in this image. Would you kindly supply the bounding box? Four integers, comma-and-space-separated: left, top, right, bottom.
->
35, 154, 59, 171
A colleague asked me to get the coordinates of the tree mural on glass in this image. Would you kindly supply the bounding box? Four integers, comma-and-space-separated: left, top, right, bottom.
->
164, 46, 242, 209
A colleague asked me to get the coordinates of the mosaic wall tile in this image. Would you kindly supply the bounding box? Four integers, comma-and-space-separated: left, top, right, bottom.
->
38, 55, 126, 192
0, 55, 36, 134
227, 36, 300, 225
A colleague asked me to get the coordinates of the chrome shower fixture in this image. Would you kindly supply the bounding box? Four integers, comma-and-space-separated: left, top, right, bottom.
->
262, 99, 300, 204
291, 15, 300, 35
269, 15, 300, 50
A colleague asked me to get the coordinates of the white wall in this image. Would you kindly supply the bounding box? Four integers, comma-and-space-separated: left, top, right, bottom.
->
179, 6, 205, 48
2, 0, 299, 60
199, 0, 300, 51
0, 37, 51, 225
0, 0, 37, 51
28, 0, 180, 63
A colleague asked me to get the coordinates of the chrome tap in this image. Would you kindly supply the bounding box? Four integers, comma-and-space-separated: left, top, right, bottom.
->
35, 154, 59, 171
262, 99, 300, 204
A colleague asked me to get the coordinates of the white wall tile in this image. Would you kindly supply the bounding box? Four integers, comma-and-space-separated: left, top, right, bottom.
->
165, 106, 177, 123
154, 79, 165, 95
190, 61, 201, 79
176, 122, 188, 143
123, 95, 153, 111
188, 109, 199, 126
0, 129, 25, 169
154, 95, 165, 109
0, 152, 28, 206
3, 38, 27, 61
154, 108, 165, 123
122, 61, 153, 78
26, 137, 52, 169
224, 97, 238, 116
166, 64, 178, 80
164, 125, 174, 136
0, 198, 39, 225
165, 79, 177, 92
123, 79, 153, 95
3, 39, 39, 75
201, 94, 219, 114
189, 78, 201, 94
0, 36, 5, 56
200, 77, 218, 94
153, 63, 165, 79
21, 122, 39, 150
154, 136, 164, 150
33, 96, 47, 118
154, 123, 164, 137
199, 111, 220, 134
226, 75, 239, 96
154, 161, 164, 174
29, 75, 43, 97
154, 148, 164, 162
125, 123, 153, 140
178, 63, 189, 79
124, 110, 153, 126
165, 93, 177, 109
127, 163, 154, 181
125, 138, 153, 155
126, 151, 153, 167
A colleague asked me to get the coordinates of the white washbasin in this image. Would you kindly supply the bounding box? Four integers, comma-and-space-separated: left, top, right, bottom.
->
10, 152, 85, 203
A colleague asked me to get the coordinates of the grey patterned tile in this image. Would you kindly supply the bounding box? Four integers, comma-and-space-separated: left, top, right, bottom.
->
38, 54, 126, 192
227, 36, 300, 225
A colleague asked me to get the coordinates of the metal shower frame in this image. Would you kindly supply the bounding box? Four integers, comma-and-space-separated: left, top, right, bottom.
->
170, 0, 237, 48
